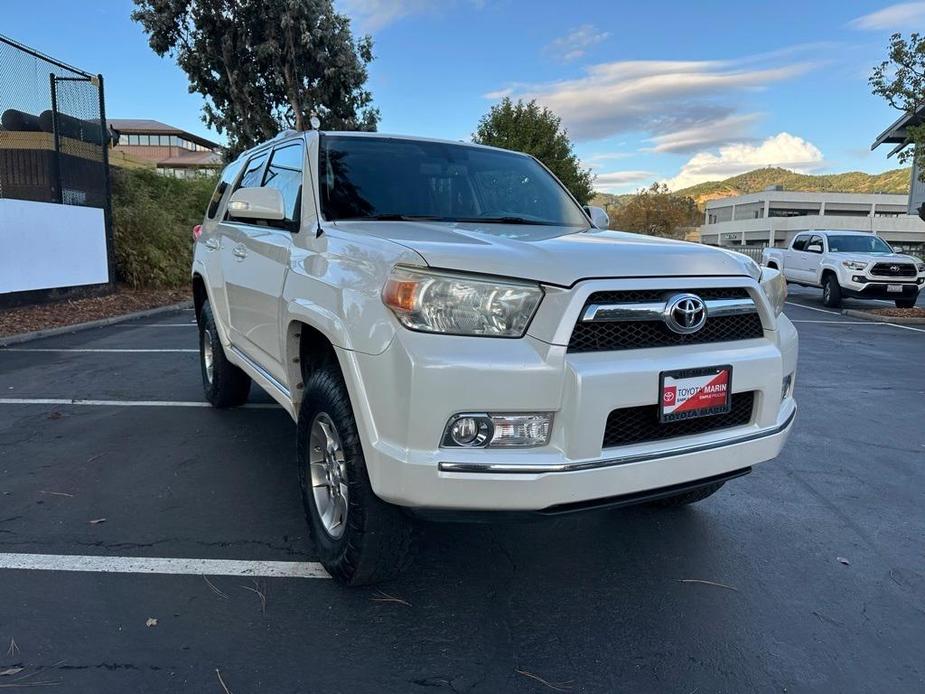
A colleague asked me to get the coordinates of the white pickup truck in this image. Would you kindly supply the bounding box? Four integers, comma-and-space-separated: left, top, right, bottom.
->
193, 130, 798, 585
762, 230, 924, 308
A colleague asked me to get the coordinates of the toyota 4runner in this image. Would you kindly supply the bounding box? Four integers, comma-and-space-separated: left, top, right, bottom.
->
192, 130, 798, 585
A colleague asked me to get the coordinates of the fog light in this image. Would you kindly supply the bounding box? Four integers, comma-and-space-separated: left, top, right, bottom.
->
444, 415, 492, 447
442, 413, 553, 448
853, 275, 867, 283
781, 373, 794, 402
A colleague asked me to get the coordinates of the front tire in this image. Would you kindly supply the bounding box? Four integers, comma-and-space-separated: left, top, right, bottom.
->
198, 301, 251, 407
650, 481, 725, 508
297, 363, 414, 586
822, 275, 842, 308
895, 297, 917, 309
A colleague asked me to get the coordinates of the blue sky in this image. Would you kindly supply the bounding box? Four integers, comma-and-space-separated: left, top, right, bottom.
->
2, 0, 921, 192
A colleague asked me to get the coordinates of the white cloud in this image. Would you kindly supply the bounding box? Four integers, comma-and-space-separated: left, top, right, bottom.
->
487, 57, 813, 142
339, 0, 485, 31
850, 2, 925, 30
593, 170, 656, 194
645, 113, 761, 153
664, 132, 824, 190
545, 25, 610, 63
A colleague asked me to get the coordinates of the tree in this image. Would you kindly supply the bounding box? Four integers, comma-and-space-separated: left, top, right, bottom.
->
132, 0, 379, 156
473, 98, 595, 204
609, 183, 700, 239
870, 32, 925, 181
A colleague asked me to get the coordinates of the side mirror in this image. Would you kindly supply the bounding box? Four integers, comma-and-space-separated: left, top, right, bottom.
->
584, 205, 610, 229
227, 187, 285, 221
806, 243, 823, 253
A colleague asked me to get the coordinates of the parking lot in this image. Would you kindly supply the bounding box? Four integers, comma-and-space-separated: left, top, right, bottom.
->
0, 286, 923, 693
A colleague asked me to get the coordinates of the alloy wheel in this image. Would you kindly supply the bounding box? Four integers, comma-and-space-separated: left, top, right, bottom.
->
309, 413, 349, 539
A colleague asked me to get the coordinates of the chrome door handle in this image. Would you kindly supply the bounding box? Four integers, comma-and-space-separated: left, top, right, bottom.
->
205, 238, 219, 250
232, 245, 247, 259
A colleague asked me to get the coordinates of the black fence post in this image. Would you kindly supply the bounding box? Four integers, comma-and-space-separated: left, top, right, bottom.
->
48, 72, 62, 204
96, 73, 116, 288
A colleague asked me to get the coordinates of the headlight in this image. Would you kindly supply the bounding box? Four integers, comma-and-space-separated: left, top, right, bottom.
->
382, 266, 543, 337
916, 262, 925, 273
759, 266, 787, 317
842, 260, 868, 271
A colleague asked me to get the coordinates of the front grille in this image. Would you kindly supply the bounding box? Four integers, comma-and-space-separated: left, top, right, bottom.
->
871, 263, 916, 277
568, 288, 763, 352
603, 392, 755, 448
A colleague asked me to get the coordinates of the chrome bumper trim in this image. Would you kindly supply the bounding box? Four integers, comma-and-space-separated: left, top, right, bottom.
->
582, 297, 756, 322
438, 406, 796, 474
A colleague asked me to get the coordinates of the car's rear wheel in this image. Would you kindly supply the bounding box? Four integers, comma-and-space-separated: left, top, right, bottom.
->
297, 362, 414, 586
822, 275, 842, 308
650, 481, 725, 508
895, 297, 917, 309
198, 300, 251, 407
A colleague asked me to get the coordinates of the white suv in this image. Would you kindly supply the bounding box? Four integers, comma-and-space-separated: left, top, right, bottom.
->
193, 130, 798, 585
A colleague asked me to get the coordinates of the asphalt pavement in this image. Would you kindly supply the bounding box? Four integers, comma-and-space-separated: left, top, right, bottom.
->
0, 286, 923, 693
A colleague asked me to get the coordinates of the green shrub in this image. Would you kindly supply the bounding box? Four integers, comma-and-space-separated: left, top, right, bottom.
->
111, 168, 216, 288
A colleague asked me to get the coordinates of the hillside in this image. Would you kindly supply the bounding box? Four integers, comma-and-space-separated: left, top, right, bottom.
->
674, 167, 911, 205
590, 167, 912, 210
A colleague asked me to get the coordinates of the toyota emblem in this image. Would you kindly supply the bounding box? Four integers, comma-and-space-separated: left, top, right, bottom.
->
890, 265, 900, 273
664, 293, 707, 334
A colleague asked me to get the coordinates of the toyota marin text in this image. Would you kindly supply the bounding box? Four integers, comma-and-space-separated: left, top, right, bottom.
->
191, 130, 798, 585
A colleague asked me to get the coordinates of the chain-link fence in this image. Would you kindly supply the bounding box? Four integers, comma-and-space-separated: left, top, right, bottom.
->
0, 33, 113, 300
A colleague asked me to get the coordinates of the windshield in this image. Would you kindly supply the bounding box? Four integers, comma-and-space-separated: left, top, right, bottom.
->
319, 135, 589, 228
827, 235, 894, 254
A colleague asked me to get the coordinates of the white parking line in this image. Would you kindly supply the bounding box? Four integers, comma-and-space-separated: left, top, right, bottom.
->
136, 323, 196, 327
1, 348, 198, 353
0, 553, 328, 578
883, 322, 925, 333
0, 398, 279, 409
790, 320, 872, 324
784, 301, 840, 315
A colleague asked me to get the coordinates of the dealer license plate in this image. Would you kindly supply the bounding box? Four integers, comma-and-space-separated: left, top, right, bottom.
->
660, 366, 732, 423
887, 284, 903, 293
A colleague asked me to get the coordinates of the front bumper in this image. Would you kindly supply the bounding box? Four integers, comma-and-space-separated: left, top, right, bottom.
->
838, 267, 923, 300
338, 281, 798, 512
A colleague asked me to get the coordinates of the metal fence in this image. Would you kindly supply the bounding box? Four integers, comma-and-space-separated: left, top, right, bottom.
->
0, 33, 114, 300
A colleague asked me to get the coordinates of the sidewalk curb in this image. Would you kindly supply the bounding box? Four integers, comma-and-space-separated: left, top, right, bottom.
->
842, 309, 925, 325
0, 301, 195, 347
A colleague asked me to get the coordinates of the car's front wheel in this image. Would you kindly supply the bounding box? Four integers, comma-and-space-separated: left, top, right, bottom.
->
895, 297, 917, 309
297, 362, 414, 585
198, 300, 251, 407
822, 275, 842, 308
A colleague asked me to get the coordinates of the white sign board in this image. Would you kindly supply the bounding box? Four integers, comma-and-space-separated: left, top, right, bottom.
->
0, 198, 108, 294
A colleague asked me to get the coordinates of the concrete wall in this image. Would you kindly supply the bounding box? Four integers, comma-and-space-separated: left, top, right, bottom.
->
699, 213, 925, 248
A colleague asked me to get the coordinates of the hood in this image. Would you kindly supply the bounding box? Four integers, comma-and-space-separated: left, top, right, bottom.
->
837, 253, 920, 265
334, 220, 757, 286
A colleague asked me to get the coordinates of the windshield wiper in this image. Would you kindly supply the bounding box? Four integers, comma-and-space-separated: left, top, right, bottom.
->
338, 213, 449, 222
455, 216, 554, 225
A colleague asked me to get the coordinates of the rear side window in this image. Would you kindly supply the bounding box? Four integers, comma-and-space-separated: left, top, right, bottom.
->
792, 235, 808, 251
206, 161, 242, 219
262, 141, 304, 228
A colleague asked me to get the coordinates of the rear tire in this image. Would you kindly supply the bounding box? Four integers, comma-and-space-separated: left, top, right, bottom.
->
198, 301, 251, 408
297, 362, 414, 586
822, 274, 842, 308
895, 298, 917, 309
650, 481, 725, 508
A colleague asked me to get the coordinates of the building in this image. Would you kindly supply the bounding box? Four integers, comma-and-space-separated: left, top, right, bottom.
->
108, 119, 222, 178
698, 188, 925, 255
